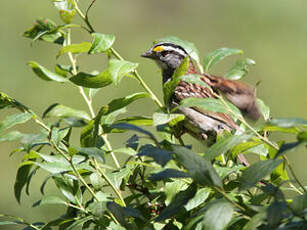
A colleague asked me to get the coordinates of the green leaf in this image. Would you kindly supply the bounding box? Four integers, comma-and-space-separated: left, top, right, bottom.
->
203, 48, 243, 72
179, 97, 242, 119
23, 18, 64, 44
180, 74, 210, 88
163, 56, 190, 105
156, 184, 197, 222
89, 33, 115, 54
202, 199, 234, 230
38, 196, 67, 206
28, 61, 69, 82
57, 42, 91, 57
43, 103, 90, 120
116, 116, 153, 126
53, 1, 76, 24
108, 59, 139, 86
74, 147, 105, 163
242, 212, 266, 230
225, 58, 255, 80
205, 134, 252, 160
172, 145, 222, 188
256, 99, 270, 121
138, 144, 172, 167
153, 112, 185, 126
268, 117, 307, 128
0, 113, 32, 134
14, 164, 32, 203
239, 159, 282, 190
275, 142, 302, 158
0, 131, 23, 142
66, 216, 93, 230
101, 92, 150, 116
297, 131, 307, 142
54, 175, 82, 204
184, 188, 210, 211
155, 36, 200, 64
111, 123, 157, 142
148, 168, 189, 181
70, 71, 113, 88
90, 173, 105, 190
290, 193, 307, 213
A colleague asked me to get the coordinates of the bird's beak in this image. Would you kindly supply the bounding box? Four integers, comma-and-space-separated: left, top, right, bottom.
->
141, 50, 154, 59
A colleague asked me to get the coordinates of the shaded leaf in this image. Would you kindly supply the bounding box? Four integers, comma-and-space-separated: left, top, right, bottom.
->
275, 142, 302, 158
290, 193, 307, 214
89, 33, 115, 54
225, 58, 255, 80
203, 48, 243, 72
156, 184, 197, 222
205, 134, 252, 160
242, 212, 266, 230
239, 159, 282, 190
0, 131, 23, 142
28, 61, 68, 82
172, 145, 222, 187
74, 147, 105, 163
57, 42, 91, 57
138, 144, 172, 167
89, 173, 105, 190
0, 113, 32, 133
148, 168, 189, 181
202, 199, 234, 230
111, 123, 157, 142
14, 164, 32, 203
66, 216, 93, 230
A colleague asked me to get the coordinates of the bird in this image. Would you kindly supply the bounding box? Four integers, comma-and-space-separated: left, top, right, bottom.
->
141, 42, 261, 165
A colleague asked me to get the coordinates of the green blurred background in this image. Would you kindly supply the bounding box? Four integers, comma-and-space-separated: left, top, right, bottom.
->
0, 0, 306, 227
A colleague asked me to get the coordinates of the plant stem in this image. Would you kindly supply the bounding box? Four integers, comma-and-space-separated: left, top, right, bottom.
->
283, 155, 306, 193
92, 159, 126, 207
214, 186, 247, 213
50, 140, 99, 201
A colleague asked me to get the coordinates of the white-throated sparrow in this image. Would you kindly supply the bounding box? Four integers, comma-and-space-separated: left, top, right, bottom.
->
142, 42, 261, 163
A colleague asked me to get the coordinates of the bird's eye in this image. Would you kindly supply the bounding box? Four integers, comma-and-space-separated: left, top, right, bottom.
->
161, 51, 169, 57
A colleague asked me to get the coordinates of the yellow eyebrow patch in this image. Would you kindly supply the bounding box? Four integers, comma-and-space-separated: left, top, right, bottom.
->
153, 46, 164, 52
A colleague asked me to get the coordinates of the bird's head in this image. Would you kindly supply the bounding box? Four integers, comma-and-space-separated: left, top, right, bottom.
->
141, 42, 188, 72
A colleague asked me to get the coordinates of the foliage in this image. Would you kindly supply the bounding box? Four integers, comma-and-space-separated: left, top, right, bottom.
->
0, 1, 307, 229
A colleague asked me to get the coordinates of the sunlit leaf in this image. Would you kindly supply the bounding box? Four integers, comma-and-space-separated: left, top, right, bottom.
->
108, 59, 138, 86
184, 188, 210, 211
37, 196, 67, 206
70, 71, 113, 88
202, 199, 234, 230
89, 33, 115, 54
180, 74, 210, 88
0, 113, 32, 133
153, 112, 185, 126
256, 98, 270, 121
43, 103, 90, 120
268, 117, 307, 128
28, 61, 69, 82
203, 48, 243, 72
205, 134, 252, 160
57, 42, 91, 57
225, 58, 255, 80
163, 56, 189, 105
179, 97, 242, 119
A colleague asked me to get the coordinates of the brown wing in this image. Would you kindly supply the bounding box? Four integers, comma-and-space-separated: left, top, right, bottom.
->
174, 81, 239, 131
202, 74, 261, 120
